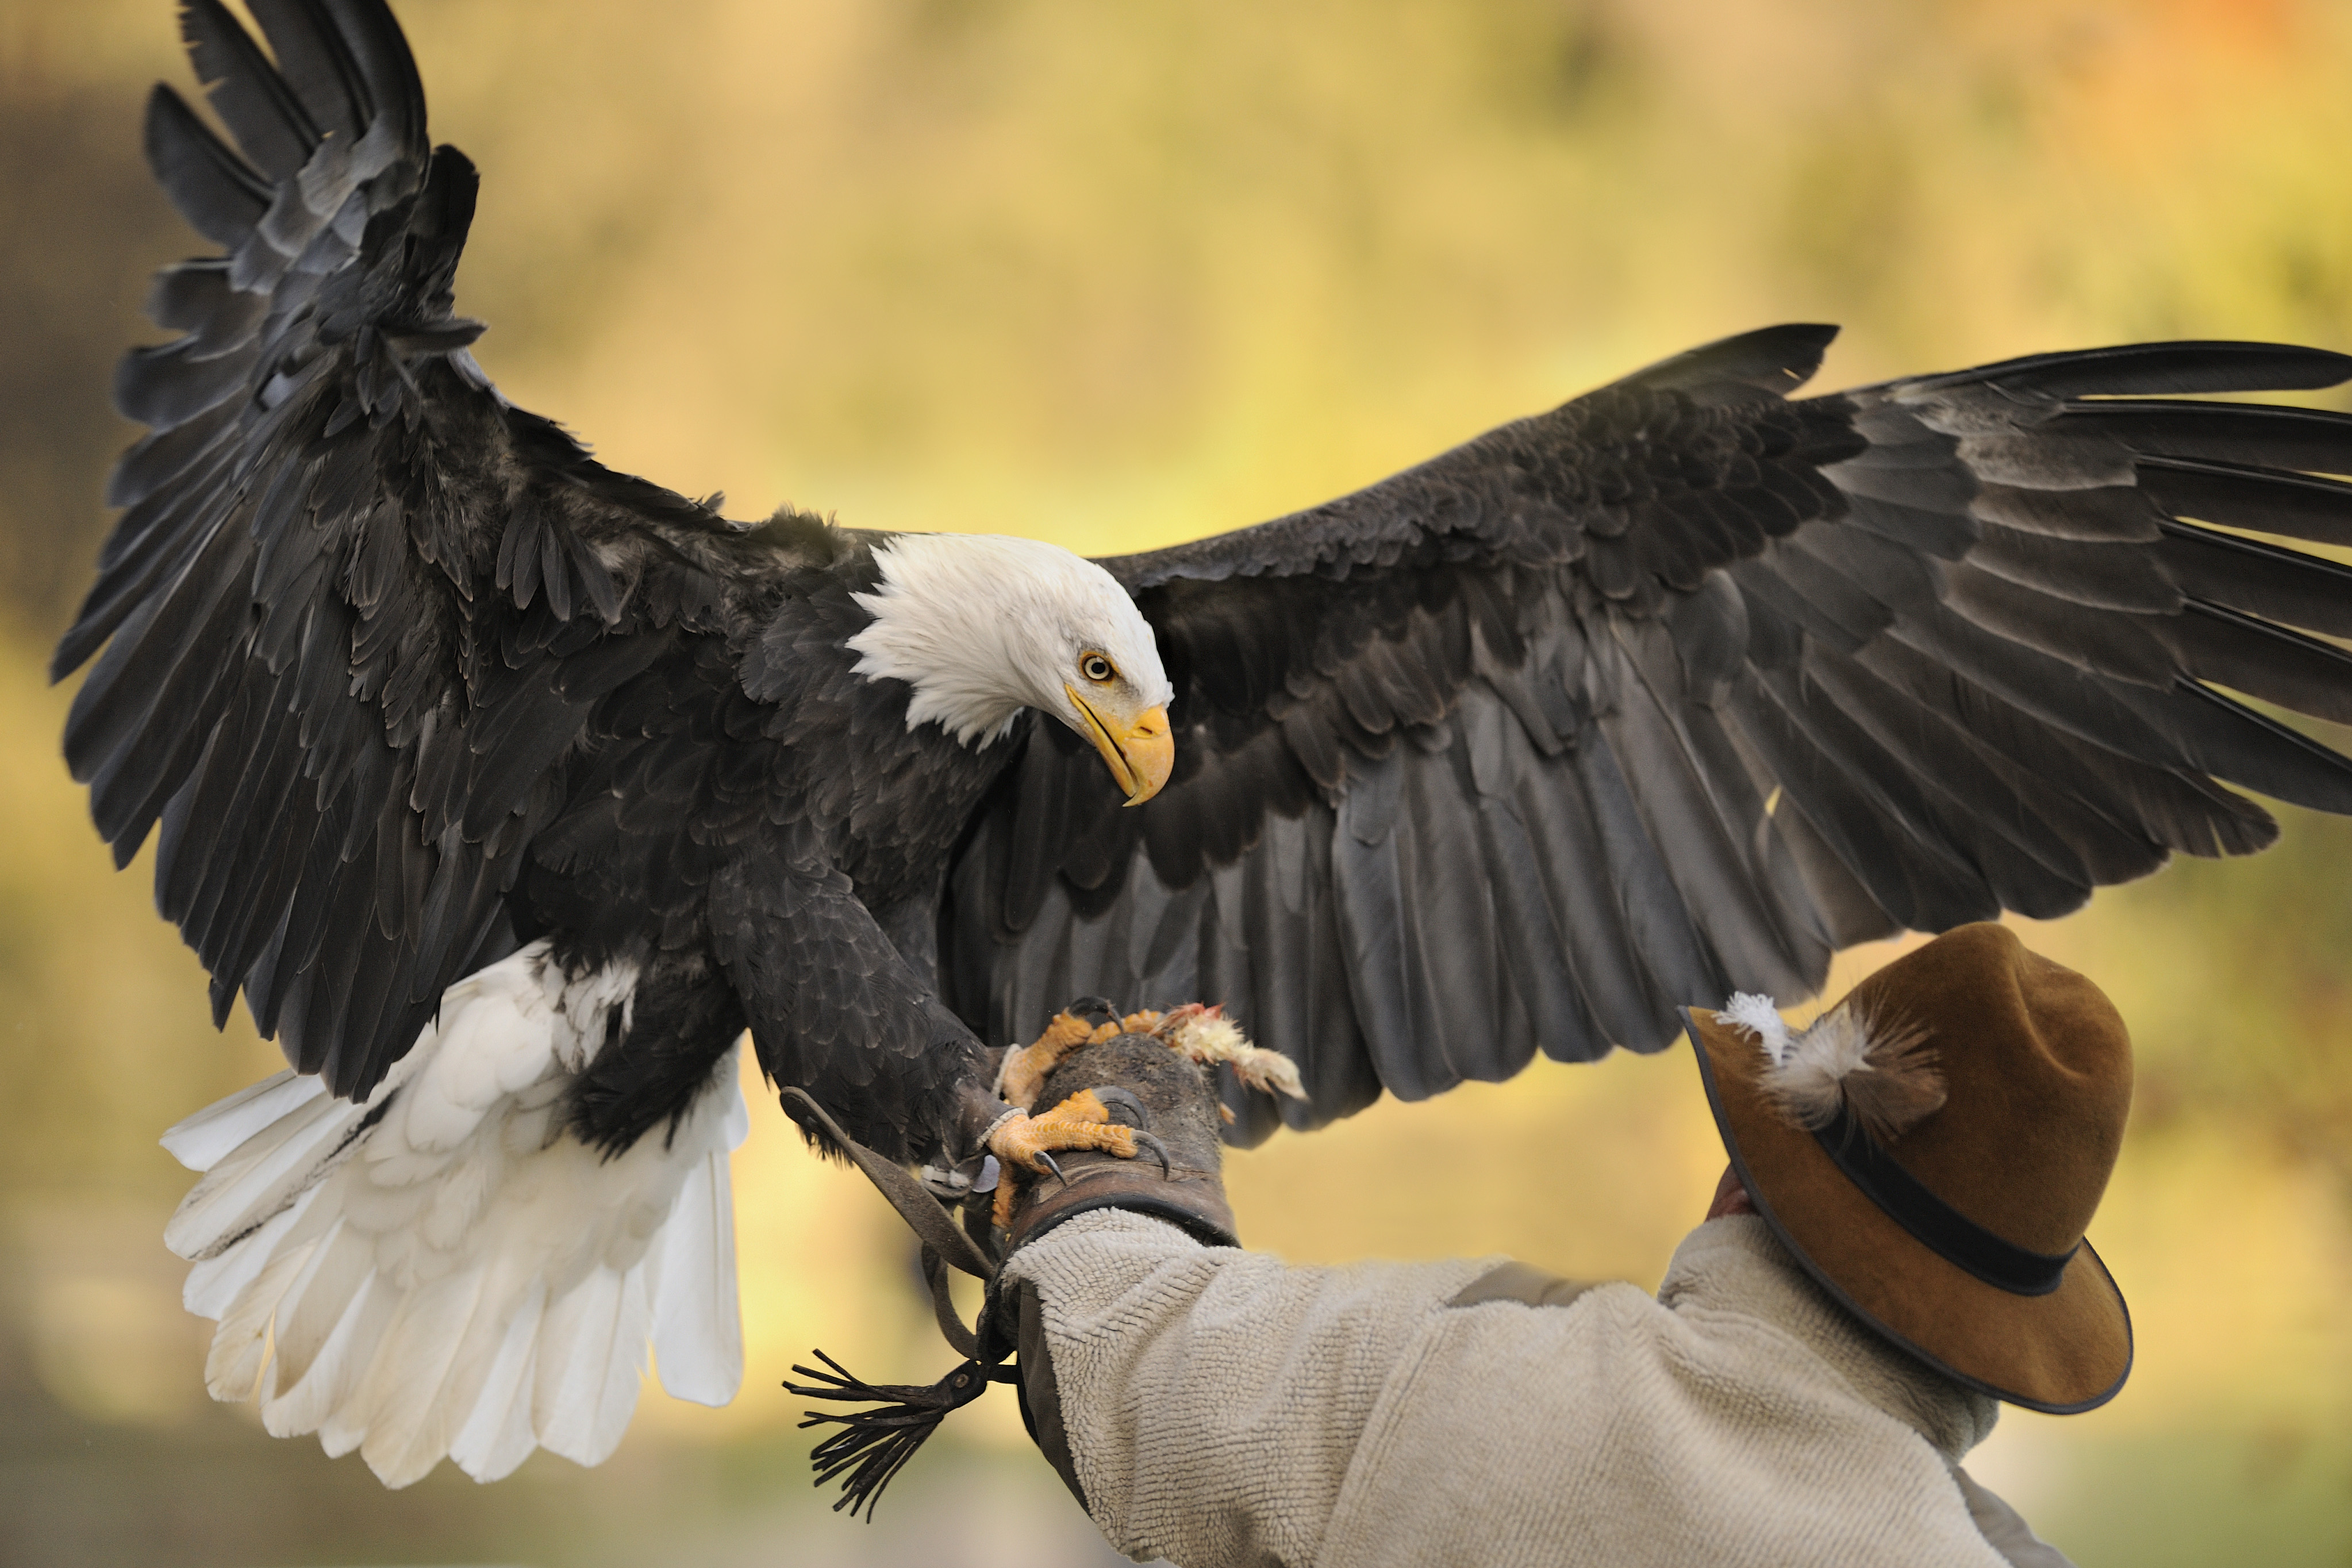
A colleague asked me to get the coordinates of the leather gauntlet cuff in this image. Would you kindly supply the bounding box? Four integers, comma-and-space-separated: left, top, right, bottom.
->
1004, 1032, 1239, 1254
1011, 1160, 1239, 1252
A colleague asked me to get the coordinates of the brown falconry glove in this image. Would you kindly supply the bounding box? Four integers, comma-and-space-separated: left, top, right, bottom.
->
1000, 1027, 1242, 1255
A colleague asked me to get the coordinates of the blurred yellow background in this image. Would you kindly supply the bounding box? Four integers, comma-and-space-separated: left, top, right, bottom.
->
3, 0, 2351, 1563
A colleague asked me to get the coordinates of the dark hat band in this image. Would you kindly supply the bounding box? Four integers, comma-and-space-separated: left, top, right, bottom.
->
1813, 1105, 2078, 1297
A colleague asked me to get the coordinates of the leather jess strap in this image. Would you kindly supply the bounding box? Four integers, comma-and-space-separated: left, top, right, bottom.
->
778, 1089, 1015, 1519
781, 1087, 996, 1282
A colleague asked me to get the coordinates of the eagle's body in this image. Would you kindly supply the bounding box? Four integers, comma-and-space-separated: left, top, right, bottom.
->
494, 525, 1029, 1161
69, 0, 2352, 1489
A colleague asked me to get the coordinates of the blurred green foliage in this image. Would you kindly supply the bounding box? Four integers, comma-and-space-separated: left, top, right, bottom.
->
3, 1, 2352, 1563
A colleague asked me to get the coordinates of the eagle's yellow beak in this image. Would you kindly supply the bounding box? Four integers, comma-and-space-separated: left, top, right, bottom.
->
1066, 686, 1173, 806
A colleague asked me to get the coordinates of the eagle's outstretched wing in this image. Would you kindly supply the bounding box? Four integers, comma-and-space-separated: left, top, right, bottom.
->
67, 3, 1040, 1486
943, 324, 2352, 1139
57, 0, 757, 1101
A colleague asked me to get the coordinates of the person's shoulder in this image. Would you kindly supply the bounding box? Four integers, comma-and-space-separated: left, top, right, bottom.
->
1659, 1216, 2005, 1459
1421, 1260, 1671, 1379
1658, 1215, 1846, 1336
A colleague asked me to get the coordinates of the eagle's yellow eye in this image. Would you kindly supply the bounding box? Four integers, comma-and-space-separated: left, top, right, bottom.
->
1080, 652, 1116, 683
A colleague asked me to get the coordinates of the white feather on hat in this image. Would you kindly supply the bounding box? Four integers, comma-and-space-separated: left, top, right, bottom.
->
1719, 992, 1946, 1144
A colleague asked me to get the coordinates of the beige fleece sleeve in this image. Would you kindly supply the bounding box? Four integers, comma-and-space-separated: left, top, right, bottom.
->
1001, 1208, 1496, 1568
1008, 1212, 2046, 1568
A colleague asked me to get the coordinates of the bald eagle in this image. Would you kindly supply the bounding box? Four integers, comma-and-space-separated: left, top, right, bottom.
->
65, 0, 2352, 1488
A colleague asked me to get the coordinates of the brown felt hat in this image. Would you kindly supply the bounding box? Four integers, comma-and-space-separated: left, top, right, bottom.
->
1686, 923, 2134, 1413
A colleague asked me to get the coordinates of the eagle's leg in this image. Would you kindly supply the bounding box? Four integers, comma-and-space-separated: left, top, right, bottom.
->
997, 1000, 1165, 1110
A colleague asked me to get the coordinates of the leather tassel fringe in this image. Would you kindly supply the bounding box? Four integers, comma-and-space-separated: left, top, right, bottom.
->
786, 1351, 1013, 1517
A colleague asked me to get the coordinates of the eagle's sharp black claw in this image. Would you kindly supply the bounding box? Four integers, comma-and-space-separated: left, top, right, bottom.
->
1038, 1150, 1067, 1187
1064, 996, 1119, 1027
1131, 1129, 1171, 1177
1094, 1085, 1149, 1127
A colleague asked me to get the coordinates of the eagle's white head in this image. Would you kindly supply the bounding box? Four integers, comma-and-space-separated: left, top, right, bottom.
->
847, 533, 1177, 805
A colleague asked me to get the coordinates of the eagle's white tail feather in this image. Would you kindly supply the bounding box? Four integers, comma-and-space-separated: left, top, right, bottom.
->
260, 1234, 385, 1436
364, 1259, 517, 1484
449, 1275, 548, 1482
165, 1081, 364, 1260
162, 1069, 327, 1170
259, 1215, 373, 1406
648, 1146, 744, 1405
161, 940, 747, 1488
534, 1261, 649, 1467
182, 1183, 320, 1317
206, 1243, 300, 1397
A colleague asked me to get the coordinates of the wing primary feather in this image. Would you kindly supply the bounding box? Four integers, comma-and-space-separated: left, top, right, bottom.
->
241, 0, 369, 144
1901, 340, 2352, 398
2135, 457, 2352, 547
114, 339, 262, 429
2058, 400, 2352, 474
142, 85, 270, 248
2154, 520, 2352, 637
180, 0, 319, 180
2111, 678, 2352, 814
314, 0, 428, 160
2153, 602, 2352, 726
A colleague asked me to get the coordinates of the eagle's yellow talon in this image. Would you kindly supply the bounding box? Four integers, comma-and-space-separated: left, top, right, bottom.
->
991, 1089, 1138, 1167
986, 1089, 1142, 1229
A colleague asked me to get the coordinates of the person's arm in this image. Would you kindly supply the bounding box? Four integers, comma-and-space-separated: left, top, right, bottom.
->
1004, 1208, 1494, 1567
992, 1029, 1516, 1566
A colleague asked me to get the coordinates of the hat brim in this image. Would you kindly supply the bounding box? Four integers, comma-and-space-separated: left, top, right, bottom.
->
1688, 1007, 2132, 1413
